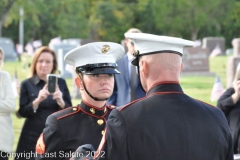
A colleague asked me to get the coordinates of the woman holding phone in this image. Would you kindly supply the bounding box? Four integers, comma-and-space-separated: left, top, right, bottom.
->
15, 46, 72, 160
217, 62, 240, 154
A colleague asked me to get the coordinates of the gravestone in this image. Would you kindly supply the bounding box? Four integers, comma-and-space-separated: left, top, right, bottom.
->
182, 47, 214, 76
232, 38, 240, 57
0, 37, 17, 61
202, 37, 225, 55
51, 44, 79, 78
52, 39, 95, 99
226, 38, 240, 88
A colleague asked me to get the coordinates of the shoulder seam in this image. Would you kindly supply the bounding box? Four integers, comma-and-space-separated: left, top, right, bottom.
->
120, 91, 183, 111
56, 107, 81, 120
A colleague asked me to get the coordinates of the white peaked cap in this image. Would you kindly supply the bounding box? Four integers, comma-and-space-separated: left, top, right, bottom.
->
124, 33, 195, 56
64, 42, 125, 68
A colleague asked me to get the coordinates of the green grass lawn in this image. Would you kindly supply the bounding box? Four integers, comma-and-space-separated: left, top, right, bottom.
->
2, 54, 229, 157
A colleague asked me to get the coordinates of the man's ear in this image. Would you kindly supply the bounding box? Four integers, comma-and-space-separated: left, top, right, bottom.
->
141, 60, 148, 78
75, 77, 83, 89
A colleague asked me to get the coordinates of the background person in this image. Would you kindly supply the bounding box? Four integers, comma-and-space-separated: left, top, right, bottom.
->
35, 42, 124, 160
0, 48, 16, 160
217, 62, 240, 154
15, 46, 72, 160
75, 33, 233, 160
107, 28, 145, 106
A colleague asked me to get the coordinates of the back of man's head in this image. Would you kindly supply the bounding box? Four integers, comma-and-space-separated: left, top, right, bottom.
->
126, 28, 142, 33
141, 53, 182, 81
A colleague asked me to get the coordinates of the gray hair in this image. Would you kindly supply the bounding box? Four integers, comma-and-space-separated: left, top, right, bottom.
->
126, 28, 142, 33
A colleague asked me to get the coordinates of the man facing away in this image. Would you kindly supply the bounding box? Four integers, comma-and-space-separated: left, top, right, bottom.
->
73, 33, 233, 160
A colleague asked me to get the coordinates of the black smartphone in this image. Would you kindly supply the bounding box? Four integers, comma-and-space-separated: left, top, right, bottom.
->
47, 74, 58, 93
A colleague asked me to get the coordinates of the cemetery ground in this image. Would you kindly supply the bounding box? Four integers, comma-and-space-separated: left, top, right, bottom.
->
3, 55, 227, 158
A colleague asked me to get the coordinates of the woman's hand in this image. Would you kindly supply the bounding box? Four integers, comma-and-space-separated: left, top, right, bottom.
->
232, 80, 240, 104
52, 85, 65, 109
32, 84, 49, 110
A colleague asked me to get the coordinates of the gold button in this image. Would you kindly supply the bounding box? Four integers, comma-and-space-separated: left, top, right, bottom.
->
101, 130, 105, 135
104, 107, 107, 113
72, 107, 77, 111
90, 108, 95, 114
97, 119, 104, 125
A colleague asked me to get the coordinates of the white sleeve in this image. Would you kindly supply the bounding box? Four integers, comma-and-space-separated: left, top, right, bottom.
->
0, 71, 16, 113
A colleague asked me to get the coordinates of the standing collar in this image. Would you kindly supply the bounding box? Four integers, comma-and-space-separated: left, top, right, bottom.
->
31, 75, 43, 85
146, 81, 184, 96
80, 100, 108, 117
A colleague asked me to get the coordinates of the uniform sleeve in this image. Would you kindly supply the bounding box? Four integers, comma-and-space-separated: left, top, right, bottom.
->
95, 109, 128, 160
217, 88, 235, 116
18, 81, 36, 117
61, 79, 72, 108
36, 115, 64, 160
0, 72, 16, 113
226, 131, 234, 160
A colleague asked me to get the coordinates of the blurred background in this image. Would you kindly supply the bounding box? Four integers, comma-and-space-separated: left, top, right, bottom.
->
0, 0, 239, 158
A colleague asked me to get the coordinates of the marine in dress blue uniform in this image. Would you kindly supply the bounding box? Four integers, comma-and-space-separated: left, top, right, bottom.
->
73, 33, 233, 160
35, 42, 124, 160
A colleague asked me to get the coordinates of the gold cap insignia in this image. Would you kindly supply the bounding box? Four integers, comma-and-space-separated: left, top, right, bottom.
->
90, 108, 95, 114
97, 119, 104, 125
102, 44, 110, 54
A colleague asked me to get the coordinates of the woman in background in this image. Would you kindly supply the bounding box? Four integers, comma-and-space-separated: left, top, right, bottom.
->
217, 62, 240, 154
0, 48, 16, 160
15, 46, 72, 160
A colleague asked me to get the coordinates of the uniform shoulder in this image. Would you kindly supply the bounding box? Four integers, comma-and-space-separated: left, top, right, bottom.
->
195, 99, 224, 114
51, 106, 80, 120
118, 96, 148, 112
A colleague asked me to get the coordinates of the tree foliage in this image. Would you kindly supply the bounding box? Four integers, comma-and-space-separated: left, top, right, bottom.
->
0, 0, 238, 48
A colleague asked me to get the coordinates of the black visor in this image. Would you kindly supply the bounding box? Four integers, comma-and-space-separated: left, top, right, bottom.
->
76, 63, 120, 74
131, 50, 183, 66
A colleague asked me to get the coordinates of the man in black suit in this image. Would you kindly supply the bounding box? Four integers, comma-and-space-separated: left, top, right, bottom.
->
73, 33, 233, 160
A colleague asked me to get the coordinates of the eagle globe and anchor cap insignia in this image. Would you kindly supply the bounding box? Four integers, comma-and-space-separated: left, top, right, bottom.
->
102, 44, 110, 54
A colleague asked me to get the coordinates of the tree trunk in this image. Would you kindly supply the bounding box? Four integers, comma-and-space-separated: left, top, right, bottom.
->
0, 20, 2, 37
0, 0, 17, 37
191, 30, 198, 41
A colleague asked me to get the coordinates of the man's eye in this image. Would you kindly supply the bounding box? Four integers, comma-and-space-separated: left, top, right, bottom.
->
108, 74, 113, 77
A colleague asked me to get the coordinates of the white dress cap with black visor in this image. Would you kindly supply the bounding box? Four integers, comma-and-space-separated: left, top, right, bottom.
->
64, 42, 125, 101
124, 33, 195, 66
64, 42, 125, 74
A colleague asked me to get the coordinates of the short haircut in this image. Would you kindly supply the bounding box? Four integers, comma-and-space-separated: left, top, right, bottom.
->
126, 28, 142, 33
